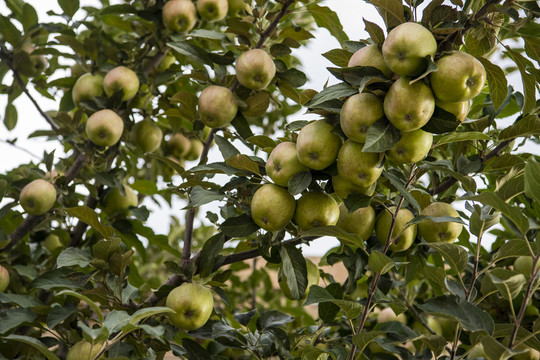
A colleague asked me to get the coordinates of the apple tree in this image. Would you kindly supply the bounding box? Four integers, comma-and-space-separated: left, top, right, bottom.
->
0, 0, 539, 359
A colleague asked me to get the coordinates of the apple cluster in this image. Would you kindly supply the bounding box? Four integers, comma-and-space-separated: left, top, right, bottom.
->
162, 0, 243, 33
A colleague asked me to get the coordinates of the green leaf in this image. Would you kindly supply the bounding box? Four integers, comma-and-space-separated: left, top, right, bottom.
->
242, 93, 271, 118
147, 153, 185, 175
301, 346, 332, 360
21, 3, 38, 31
47, 304, 77, 329
0, 308, 37, 334
366, 0, 406, 28
343, 194, 371, 214
505, 48, 536, 114
4, 103, 17, 130
58, 0, 79, 17
30, 268, 84, 291
198, 233, 226, 276
425, 242, 468, 274
187, 186, 225, 208
131, 179, 158, 195
419, 163, 477, 192
183, 338, 212, 360
0, 293, 43, 308
307, 83, 356, 108
189, 29, 227, 40
363, 19, 385, 44
246, 135, 276, 150
280, 244, 308, 300
322, 49, 352, 67
488, 268, 527, 301
480, 335, 524, 360
103, 310, 130, 333
257, 309, 294, 329
416, 334, 447, 357
57, 290, 104, 323
3, 335, 60, 360
66, 206, 114, 240
288, 171, 312, 196
307, 4, 349, 46
221, 214, 259, 238
476, 57, 508, 111
330, 299, 363, 319
493, 240, 532, 262
369, 250, 395, 274
435, 131, 491, 146
301, 226, 365, 248
225, 154, 260, 174
383, 171, 421, 212
499, 115, 540, 141
362, 117, 401, 153
407, 215, 465, 228
168, 41, 213, 65
352, 330, 386, 352
524, 159, 540, 204
214, 135, 240, 159
303, 285, 335, 306
421, 106, 461, 134
128, 307, 174, 325
0, 15, 22, 45
56, 248, 92, 268
409, 56, 438, 84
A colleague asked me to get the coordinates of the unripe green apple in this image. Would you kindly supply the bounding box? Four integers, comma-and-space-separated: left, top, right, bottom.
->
386, 128, 433, 164
265, 142, 309, 187
103, 185, 138, 215
197, 0, 228, 22
131, 120, 163, 153
436, 99, 471, 122
294, 192, 339, 231
103, 66, 140, 101
418, 202, 462, 243
157, 52, 177, 72
279, 258, 320, 300
72, 73, 104, 106
337, 140, 383, 188
198, 85, 238, 128
331, 175, 376, 201
86, 109, 124, 147
348, 44, 393, 78
383, 77, 435, 132
430, 51, 487, 103
166, 283, 214, 330
228, 0, 246, 15
66, 340, 104, 360
340, 93, 384, 143
0, 265, 9, 292
296, 120, 342, 170
168, 133, 192, 158
185, 138, 204, 161
250, 184, 296, 232
236, 49, 276, 90
17, 54, 48, 78
20, 179, 57, 215
336, 203, 376, 243
375, 206, 417, 252
377, 307, 406, 323
382, 22, 437, 77
43, 234, 63, 254
514, 256, 539, 277
162, 0, 197, 33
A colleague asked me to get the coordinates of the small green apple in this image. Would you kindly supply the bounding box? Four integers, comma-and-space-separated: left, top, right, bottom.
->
265, 142, 309, 187
296, 120, 342, 170
131, 120, 163, 153
294, 192, 339, 230
86, 109, 124, 147
376, 307, 406, 323
236, 49, 276, 90
251, 184, 296, 231
166, 283, 214, 330
375, 206, 417, 252
103, 184, 138, 215
20, 179, 57, 215
0, 265, 9, 292
331, 175, 376, 201
66, 340, 104, 360
337, 140, 383, 188
386, 128, 433, 164
43, 234, 63, 254
279, 258, 320, 300
72, 73, 104, 106
162, 0, 197, 33
336, 203, 376, 243
228, 0, 246, 15
168, 133, 192, 158
103, 66, 140, 101
436, 99, 471, 122
514, 256, 539, 278
197, 0, 228, 22
418, 202, 463, 243
185, 138, 204, 161
340, 92, 384, 143
348, 44, 393, 78
16, 53, 48, 78
198, 85, 238, 128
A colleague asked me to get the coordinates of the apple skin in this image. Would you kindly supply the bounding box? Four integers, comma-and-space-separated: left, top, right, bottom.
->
296, 120, 342, 170
418, 202, 463, 243
103, 66, 140, 101
382, 22, 437, 77
514, 256, 539, 277
0, 265, 9, 292
376, 307, 406, 323
103, 185, 138, 215
20, 179, 57, 215
386, 128, 433, 164
43, 234, 63, 254
436, 99, 471, 122
196, 0, 228, 22
332, 175, 376, 201
265, 142, 309, 187
168, 133, 192, 158
131, 120, 163, 153
166, 283, 214, 330
72, 73, 104, 106
251, 184, 296, 232
340, 93, 384, 143
430, 51, 487, 103
236, 49, 276, 90
17, 55, 48, 78
294, 192, 339, 231
66, 341, 104, 360
86, 109, 124, 147
162, 0, 197, 33
337, 140, 383, 188
348, 44, 393, 79
336, 203, 376, 243
279, 258, 320, 300
375, 206, 417, 252
198, 85, 238, 128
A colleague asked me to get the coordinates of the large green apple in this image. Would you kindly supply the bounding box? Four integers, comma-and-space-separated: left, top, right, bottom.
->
198, 85, 238, 128
376, 307, 406, 323
340, 92, 384, 143
375, 206, 417, 252
103, 184, 138, 215
418, 202, 463, 243
514, 256, 539, 278
382, 22, 437, 76
162, 0, 197, 33
348, 44, 393, 78
236, 49, 276, 90
296, 120, 342, 170
0, 265, 9, 292
166, 283, 214, 330
279, 258, 320, 300
43, 234, 63, 254
265, 142, 309, 187
337, 140, 383, 188
436, 99, 471, 122
72, 73, 104, 106
86, 109, 124, 147
168, 133, 192, 158
196, 0, 228, 22
103, 66, 140, 101
20, 179, 57, 215
386, 128, 433, 164
66, 340, 104, 360
250, 184, 296, 231
131, 120, 163, 153
430, 51, 486, 103
294, 192, 339, 230
383, 77, 435, 132
331, 175, 376, 201
336, 203, 376, 243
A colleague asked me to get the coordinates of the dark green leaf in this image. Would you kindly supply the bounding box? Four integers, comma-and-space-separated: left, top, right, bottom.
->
488, 268, 526, 301
190, 29, 227, 40
183, 338, 211, 360
56, 248, 92, 268
383, 171, 421, 212
425, 242, 468, 274
221, 214, 259, 238
304, 285, 335, 306
246, 135, 276, 149
47, 304, 77, 329
362, 117, 401, 152
369, 250, 395, 274
525, 159, 540, 204
352, 330, 386, 352
421, 106, 461, 134
234, 309, 256, 326
225, 154, 260, 174
307, 4, 349, 46
301, 226, 365, 248
3, 335, 60, 360
0, 308, 37, 334
4, 103, 17, 130
257, 309, 294, 329
58, 0, 79, 17
343, 194, 371, 213
66, 206, 114, 240
307, 83, 356, 108
366, 0, 406, 28
363, 19, 385, 44
435, 131, 491, 146
322, 49, 352, 67
505, 48, 536, 114
187, 186, 225, 208
288, 171, 312, 196
214, 135, 240, 159
280, 244, 307, 300
492, 240, 532, 262
30, 268, 85, 291
0, 293, 43, 308
131, 180, 158, 195
499, 115, 540, 141
476, 57, 508, 111
198, 233, 226, 276
168, 41, 213, 65
21, 3, 38, 31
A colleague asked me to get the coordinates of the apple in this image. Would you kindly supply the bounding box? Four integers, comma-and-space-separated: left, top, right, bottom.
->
336, 203, 376, 242
386, 128, 433, 164
103, 184, 138, 215
430, 51, 487, 103
196, 0, 228, 22
20, 179, 57, 215
157, 52, 177, 72
383, 77, 435, 132
251, 184, 296, 231
418, 202, 463, 243
43, 234, 63, 254
265, 142, 309, 187
72, 73, 104, 106
228, 0, 246, 15
340, 92, 384, 143
436, 99, 471, 122
185, 138, 204, 161
235, 49, 276, 90
331, 175, 376, 201
337, 140, 383, 188
198, 85, 238, 128
376, 307, 406, 323
66, 340, 104, 360
44, 169, 62, 182
86, 109, 124, 147
514, 256, 539, 277
294, 192, 339, 230
16, 52, 48, 78
0, 265, 9, 292
348, 44, 393, 78
103, 66, 140, 101
375, 206, 417, 252
296, 120, 342, 170
131, 120, 163, 153
279, 258, 320, 300
162, 0, 197, 33
166, 283, 214, 330
382, 22, 437, 76
168, 133, 192, 158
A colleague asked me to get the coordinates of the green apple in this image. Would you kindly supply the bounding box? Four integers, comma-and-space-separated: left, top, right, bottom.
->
166, 283, 214, 330
72, 73, 104, 106
0, 265, 9, 292
185, 138, 204, 161
157, 52, 177, 72
236, 49, 276, 90
336, 203, 376, 242
376, 307, 406, 323
16, 53, 48, 78
131, 120, 163, 153
162, 0, 197, 33
20, 179, 57, 215
382, 22, 437, 76
168, 133, 192, 158
384, 77, 435, 132
251, 184, 296, 231
296, 120, 342, 170
337, 140, 383, 188
198, 85, 238, 128
375, 206, 417, 252
103, 66, 140, 101
436, 99, 471, 122
386, 128, 433, 164
265, 142, 309, 187
86, 109, 124, 147
340, 92, 384, 143
279, 258, 320, 300
103, 184, 138, 215
514, 256, 539, 277
347, 44, 393, 78
70, 63, 86, 78
66, 340, 104, 360
294, 192, 339, 230
43, 234, 63, 254
228, 0, 246, 15
331, 175, 376, 201
430, 51, 487, 103
513, 345, 540, 360
197, 0, 228, 22
418, 202, 463, 243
